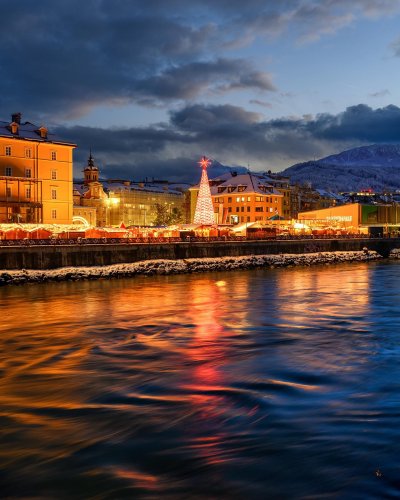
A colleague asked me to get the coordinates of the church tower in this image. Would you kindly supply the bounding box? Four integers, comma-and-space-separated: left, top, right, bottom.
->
83, 150, 99, 185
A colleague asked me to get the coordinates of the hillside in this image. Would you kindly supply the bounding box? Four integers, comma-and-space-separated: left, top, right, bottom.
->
279, 144, 400, 192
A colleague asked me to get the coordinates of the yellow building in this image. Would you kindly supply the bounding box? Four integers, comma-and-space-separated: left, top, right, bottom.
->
0, 113, 76, 224
298, 203, 400, 236
74, 154, 186, 227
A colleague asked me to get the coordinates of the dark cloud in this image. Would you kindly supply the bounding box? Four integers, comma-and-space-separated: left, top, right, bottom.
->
1, 0, 398, 120
54, 103, 400, 182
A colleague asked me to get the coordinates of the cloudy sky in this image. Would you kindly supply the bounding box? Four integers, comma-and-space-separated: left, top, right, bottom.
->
2, 0, 400, 181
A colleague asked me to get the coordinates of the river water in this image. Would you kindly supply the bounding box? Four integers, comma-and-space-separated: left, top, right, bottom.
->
1, 261, 400, 499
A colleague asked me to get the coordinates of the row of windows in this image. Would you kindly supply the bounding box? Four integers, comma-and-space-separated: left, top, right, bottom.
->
217, 185, 248, 193
214, 196, 279, 203
3, 167, 58, 179
4, 187, 57, 199
227, 206, 277, 213
4, 146, 58, 160
230, 215, 280, 223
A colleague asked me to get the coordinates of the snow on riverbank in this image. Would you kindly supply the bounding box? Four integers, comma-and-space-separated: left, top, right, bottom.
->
0, 251, 381, 286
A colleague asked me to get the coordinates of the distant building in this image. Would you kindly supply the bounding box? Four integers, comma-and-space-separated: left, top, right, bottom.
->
290, 183, 342, 218
298, 202, 400, 236
74, 154, 187, 227
263, 172, 292, 219
73, 153, 108, 226
0, 113, 76, 223
189, 171, 284, 224
104, 179, 186, 226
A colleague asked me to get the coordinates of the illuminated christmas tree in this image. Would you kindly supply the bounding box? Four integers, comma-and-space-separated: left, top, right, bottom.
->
193, 156, 216, 225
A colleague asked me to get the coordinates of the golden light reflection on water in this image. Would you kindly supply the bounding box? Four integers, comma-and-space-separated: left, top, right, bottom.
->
0, 263, 388, 496
274, 263, 371, 323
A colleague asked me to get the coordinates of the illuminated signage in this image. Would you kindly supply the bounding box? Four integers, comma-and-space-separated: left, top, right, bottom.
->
326, 215, 352, 222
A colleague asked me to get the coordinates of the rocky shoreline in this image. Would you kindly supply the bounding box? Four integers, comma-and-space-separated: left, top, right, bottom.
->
0, 250, 383, 286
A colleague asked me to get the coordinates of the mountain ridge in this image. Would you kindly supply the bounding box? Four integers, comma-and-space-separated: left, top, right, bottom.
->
279, 144, 400, 192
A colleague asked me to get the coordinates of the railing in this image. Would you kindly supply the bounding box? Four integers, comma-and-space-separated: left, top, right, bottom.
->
0, 234, 394, 247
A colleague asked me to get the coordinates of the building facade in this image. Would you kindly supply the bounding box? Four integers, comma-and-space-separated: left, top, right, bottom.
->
298, 202, 400, 235
0, 113, 76, 224
189, 171, 284, 224
74, 155, 186, 227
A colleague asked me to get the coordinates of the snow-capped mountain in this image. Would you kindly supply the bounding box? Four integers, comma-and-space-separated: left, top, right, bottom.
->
279, 144, 400, 192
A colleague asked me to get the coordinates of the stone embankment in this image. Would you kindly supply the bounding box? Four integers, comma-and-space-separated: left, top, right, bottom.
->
0, 251, 381, 286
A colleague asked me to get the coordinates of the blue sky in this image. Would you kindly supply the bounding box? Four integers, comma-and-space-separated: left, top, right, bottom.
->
1, 0, 400, 181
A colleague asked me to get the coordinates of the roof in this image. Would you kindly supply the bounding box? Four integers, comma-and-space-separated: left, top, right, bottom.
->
0, 120, 76, 146
205, 172, 283, 196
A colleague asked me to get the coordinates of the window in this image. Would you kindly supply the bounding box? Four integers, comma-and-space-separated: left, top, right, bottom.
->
51, 189, 57, 200
228, 207, 232, 212
236, 197, 240, 202
247, 206, 250, 212
228, 197, 232, 203
241, 197, 245, 202
236, 207, 240, 212
25, 148, 32, 158
269, 207, 274, 212
241, 206, 244, 212
25, 168, 32, 178
5, 146, 11, 156
255, 207, 264, 212
247, 197, 251, 202
51, 170, 57, 180
51, 151, 57, 161
238, 185, 246, 192
5, 167, 12, 176
217, 186, 226, 193
255, 196, 262, 202
6, 187, 11, 197
51, 209, 57, 219
26, 187, 31, 199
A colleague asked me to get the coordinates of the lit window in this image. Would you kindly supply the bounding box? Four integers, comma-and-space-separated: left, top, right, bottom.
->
5, 146, 11, 156
51, 170, 57, 180
236, 197, 240, 202
26, 187, 31, 199
25, 169, 31, 178
25, 149, 32, 158
241, 197, 245, 202
51, 189, 57, 200
51, 151, 57, 161
51, 209, 57, 219
247, 197, 251, 202
5, 167, 12, 176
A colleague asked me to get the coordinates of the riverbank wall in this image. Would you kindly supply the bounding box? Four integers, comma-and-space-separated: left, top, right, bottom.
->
0, 251, 381, 286
1, 237, 399, 270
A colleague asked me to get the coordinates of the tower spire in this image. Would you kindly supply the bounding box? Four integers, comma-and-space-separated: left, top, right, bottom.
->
193, 156, 215, 225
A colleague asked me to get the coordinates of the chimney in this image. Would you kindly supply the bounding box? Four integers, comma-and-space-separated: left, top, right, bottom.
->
12, 112, 21, 124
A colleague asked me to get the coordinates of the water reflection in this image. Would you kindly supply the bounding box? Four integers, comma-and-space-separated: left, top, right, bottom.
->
1, 262, 400, 498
